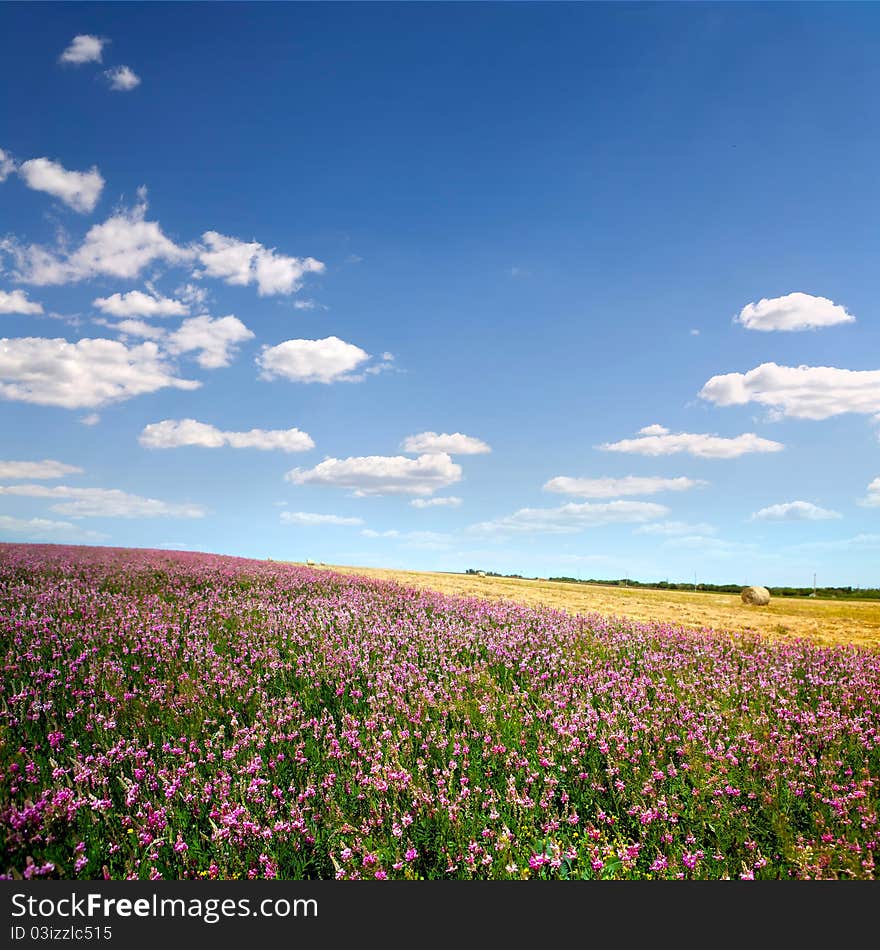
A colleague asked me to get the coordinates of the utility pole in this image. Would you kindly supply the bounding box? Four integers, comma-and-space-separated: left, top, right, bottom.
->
813, 572, 817, 597
694, 571, 697, 592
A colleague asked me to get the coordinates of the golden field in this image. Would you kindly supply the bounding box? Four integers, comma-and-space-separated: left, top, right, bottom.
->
305, 564, 880, 650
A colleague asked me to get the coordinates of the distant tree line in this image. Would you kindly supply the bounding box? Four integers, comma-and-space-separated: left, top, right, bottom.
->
464, 569, 880, 601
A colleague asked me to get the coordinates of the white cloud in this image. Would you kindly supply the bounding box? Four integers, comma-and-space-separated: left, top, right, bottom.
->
411, 496, 462, 508
690, 329, 700, 337
95, 317, 165, 340
79, 413, 100, 426
0, 514, 107, 542
166, 315, 254, 368
662, 535, 763, 558
0, 289, 43, 314
544, 475, 706, 498
0, 484, 205, 519
258, 336, 371, 384
140, 419, 314, 453
469, 500, 668, 536
105, 66, 141, 91
175, 283, 210, 313
700, 363, 880, 421
5, 197, 192, 285
788, 534, 880, 554
0, 459, 83, 479
59, 35, 106, 65
857, 478, 880, 508
196, 231, 324, 296
600, 426, 784, 459
401, 432, 491, 455
0, 148, 15, 182
751, 500, 841, 522
17, 158, 104, 214
0, 336, 200, 408
634, 520, 717, 536
361, 528, 452, 549
93, 290, 188, 318
735, 293, 855, 332
286, 452, 462, 497
280, 511, 363, 526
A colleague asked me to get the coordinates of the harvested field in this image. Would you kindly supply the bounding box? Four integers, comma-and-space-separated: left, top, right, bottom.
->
310, 566, 880, 650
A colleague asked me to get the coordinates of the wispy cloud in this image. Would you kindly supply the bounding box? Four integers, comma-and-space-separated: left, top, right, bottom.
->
600, 425, 783, 459
751, 500, 841, 522
140, 419, 314, 453
0, 483, 205, 518
0, 514, 107, 542
544, 475, 706, 498
469, 500, 668, 537
411, 496, 462, 508
281, 511, 364, 526
0, 459, 83, 480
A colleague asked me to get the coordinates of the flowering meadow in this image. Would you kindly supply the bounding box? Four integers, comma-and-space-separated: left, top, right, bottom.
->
2, 544, 879, 880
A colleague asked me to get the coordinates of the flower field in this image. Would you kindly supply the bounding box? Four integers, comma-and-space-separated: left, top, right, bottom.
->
2, 544, 879, 880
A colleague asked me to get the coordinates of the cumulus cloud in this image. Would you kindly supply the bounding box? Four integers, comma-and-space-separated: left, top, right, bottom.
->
0, 484, 206, 518
79, 413, 100, 426
0, 336, 200, 408
544, 475, 706, 498
59, 35, 106, 65
699, 363, 880, 421
469, 500, 668, 536
858, 478, 880, 508
105, 66, 141, 91
258, 336, 371, 384
280, 511, 363, 526
196, 231, 324, 296
751, 500, 841, 522
17, 158, 104, 213
0, 459, 83, 479
140, 419, 314, 453
286, 452, 462, 497
634, 520, 717, 536
4, 197, 192, 285
0, 289, 43, 314
0, 514, 107, 542
93, 289, 188, 317
735, 293, 855, 332
600, 426, 783, 459
166, 315, 254, 369
410, 496, 462, 508
401, 432, 491, 455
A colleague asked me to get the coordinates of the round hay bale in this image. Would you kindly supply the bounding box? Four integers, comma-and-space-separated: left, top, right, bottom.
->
741, 585, 771, 606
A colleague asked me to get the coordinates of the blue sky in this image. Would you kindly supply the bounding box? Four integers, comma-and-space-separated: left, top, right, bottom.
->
2, 2, 880, 587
